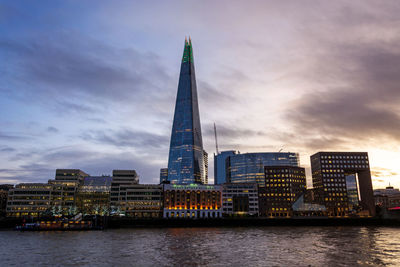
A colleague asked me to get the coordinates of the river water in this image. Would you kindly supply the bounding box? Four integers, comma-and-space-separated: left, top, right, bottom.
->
1, 227, 400, 266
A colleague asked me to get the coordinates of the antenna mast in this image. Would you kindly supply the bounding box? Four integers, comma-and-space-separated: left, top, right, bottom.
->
214, 122, 219, 154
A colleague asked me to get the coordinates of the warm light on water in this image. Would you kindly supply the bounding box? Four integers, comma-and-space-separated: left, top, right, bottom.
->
1, 227, 400, 266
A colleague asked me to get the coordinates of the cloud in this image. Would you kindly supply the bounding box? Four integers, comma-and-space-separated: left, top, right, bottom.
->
80, 129, 169, 150
47, 126, 59, 133
0, 147, 16, 152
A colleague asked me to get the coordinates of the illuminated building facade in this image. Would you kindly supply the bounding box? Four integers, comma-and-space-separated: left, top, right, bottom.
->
222, 183, 259, 216
49, 169, 89, 215
110, 170, 139, 215
124, 184, 163, 218
163, 184, 222, 218
226, 152, 300, 186
75, 176, 112, 215
311, 152, 375, 217
264, 166, 306, 217
160, 168, 168, 184
6, 183, 53, 217
0, 184, 13, 217
202, 150, 208, 184
167, 38, 205, 184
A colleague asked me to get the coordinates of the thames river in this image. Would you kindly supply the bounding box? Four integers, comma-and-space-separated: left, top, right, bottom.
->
1, 227, 400, 266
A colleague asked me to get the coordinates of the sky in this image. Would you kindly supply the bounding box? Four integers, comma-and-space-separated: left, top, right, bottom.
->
1, 0, 400, 188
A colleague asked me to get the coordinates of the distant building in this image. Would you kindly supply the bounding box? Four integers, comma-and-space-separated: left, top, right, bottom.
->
163, 184, 222, 218
222, 183, 259, 216
374, 185, 400, 210
0, 184, 13, 217
222, 152, 300, 186
160, 168, 168, 184
264, 166, 306, 217
214, 150, 236, 185
110, 170, 139, 215
75, 176, 112, 215
123, 184, 163, 218
202, 150, 208, 184
167, 39, 205, 184
7, 183, 53, 218
310, 152, 375, 217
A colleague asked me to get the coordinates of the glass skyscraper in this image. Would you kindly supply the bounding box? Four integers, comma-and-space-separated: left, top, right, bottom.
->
215, 151, 300, 186
167, 38, 205, 184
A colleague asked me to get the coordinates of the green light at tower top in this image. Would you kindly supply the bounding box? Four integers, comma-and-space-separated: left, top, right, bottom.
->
182, 37, 194, 63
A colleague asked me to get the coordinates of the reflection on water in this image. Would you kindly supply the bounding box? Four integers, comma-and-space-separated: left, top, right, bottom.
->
1, 227, 400, 266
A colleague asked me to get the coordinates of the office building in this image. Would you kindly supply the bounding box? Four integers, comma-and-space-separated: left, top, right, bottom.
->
224, 152, 300, 186
75, 176, 112, 215
163, 184, 222, 218
222, 183, 259, 216
311, 152, 375, 217
264, 166, 306, 217
48, 169, 89, 215
167, 38, 205, 184
110, 170, 139, 215
160, 168, 168, 184
214, 150, 236, 185
202, 150, 208, 184
124, 184, 163, 218
0, 184, 13, 217
6, 183, 53, 217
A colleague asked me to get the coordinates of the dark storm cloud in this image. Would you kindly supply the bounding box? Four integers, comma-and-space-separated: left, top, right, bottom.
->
80, 129, 169, 149
0, 34, 172, 109
283, 19, 400, 149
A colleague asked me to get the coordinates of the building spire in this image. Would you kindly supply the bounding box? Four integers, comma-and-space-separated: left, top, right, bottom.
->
182, 37, 193, 63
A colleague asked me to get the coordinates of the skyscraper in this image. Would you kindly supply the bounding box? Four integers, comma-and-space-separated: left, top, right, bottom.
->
167, 38, 205, 184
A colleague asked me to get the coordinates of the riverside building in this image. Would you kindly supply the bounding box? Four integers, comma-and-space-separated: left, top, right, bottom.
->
110, 170, 139, 215
0, 184, 13, 217
163, 184, 222, 218
124, 184, 163, 218
264, 166, 306, 217
167, 38, 206, 184
6, 183, 53, 217
222, 183, 259, 216
216, 151, 300, 186
311, 152, 375, 217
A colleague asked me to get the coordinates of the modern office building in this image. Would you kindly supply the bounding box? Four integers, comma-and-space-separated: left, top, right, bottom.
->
310, 152, 375, 217
48, 169, 89, 215
75, 176, 112, 215
222, 183, 259, 216
223, 152, 300, 186
0, 184, 13, 217
167, 38, 205, 184
163, 184, 222, 218
160, 168, 168, 184
202, 150, 208, 184
124, 184, 163, 218
214, 150, 236, 185
110, 170, 139, 215
6, 183, 53, 217
264, 166, 306, 217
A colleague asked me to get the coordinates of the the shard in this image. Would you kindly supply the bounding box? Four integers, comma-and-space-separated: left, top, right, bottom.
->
167, 38, 205, 184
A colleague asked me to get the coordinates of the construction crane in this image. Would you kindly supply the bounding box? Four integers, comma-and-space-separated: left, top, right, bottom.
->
214, 122, 219, 155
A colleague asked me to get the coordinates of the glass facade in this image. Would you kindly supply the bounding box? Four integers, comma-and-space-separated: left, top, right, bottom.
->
167, 38, 205, 184
214, 150, 236, 185
226, 152, 300, 186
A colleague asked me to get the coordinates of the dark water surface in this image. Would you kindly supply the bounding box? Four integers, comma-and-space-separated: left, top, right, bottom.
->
1, 227, 400, 266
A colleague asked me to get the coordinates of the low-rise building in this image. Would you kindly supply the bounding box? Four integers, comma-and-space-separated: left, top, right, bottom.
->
163, 184, 222, 219
264, 166, 306, 217
7, 183, 53, 217
75, 176, 112, 215
0, 184, 14, 217
222, 183, 259, 216
125, 184, 163, 218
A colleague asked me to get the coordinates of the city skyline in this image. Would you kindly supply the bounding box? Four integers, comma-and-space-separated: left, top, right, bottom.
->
1, 1, 400, 189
